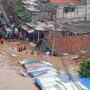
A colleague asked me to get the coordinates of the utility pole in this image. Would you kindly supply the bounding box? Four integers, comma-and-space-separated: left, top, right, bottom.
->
37, 31, 40, 42
85, 0, 87, 21
51, 6, 57, 56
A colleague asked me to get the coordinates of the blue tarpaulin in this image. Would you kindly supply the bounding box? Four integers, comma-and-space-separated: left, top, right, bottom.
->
79, 78, 90, 89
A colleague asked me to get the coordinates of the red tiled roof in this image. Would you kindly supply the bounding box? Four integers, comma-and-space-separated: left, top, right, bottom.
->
50, 0, 80, 4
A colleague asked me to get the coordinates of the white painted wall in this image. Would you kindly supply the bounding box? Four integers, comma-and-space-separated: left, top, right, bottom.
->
87, 5, 90, 19
56, 4, 90, 22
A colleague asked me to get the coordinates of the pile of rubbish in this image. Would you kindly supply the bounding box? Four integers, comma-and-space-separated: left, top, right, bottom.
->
19, 59, 89, 90
19, 60, 67, 90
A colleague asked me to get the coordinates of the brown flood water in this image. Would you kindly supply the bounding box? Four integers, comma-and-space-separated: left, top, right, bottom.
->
0, 41, 79, 90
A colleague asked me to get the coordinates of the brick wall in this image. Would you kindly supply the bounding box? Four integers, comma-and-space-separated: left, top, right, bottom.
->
48, 34, 90, 53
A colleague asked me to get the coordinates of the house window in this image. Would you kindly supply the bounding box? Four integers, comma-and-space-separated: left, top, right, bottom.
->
41, 0, 48, 3
64, 7, 75, 13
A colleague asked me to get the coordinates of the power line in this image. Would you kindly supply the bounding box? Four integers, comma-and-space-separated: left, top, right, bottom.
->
57, 52, 84, 90
50, 7, 86, 89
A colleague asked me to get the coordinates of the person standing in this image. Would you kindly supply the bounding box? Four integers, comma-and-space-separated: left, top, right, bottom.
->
0, 38, 4, 44
43, 51, 50, 62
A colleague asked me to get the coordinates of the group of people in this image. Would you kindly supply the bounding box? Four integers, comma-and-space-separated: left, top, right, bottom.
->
0, 23, 26, 41
17, 44, 26, 52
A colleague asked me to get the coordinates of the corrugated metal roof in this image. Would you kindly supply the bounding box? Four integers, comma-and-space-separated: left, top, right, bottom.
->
79, 78, 90, 89
64, 21, 90, 34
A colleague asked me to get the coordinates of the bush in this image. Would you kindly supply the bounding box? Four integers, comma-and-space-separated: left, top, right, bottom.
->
13, 0, 32, 22
79, 58, 90, 77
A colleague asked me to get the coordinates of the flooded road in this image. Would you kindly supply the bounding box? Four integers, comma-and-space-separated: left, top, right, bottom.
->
0, 41, 79, 90
0, 41, 40, 90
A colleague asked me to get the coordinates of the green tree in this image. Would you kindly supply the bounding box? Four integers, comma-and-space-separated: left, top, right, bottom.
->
13, 0, 32, 22
79, 58, 90, 77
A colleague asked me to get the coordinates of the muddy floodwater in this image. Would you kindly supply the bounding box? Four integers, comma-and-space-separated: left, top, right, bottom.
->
0, 41, 79, 90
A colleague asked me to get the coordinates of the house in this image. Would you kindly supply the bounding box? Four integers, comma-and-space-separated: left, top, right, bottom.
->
49, 0, 90, 22
36, 21, 90, 54
22, 0, 54, 22
47, 21, 90, 54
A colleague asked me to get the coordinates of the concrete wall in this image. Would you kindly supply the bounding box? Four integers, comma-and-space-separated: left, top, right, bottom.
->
87, 0, 90, 5
56, 4, 90, 22
33, 11, 52, 22
87, 5, 90, 19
